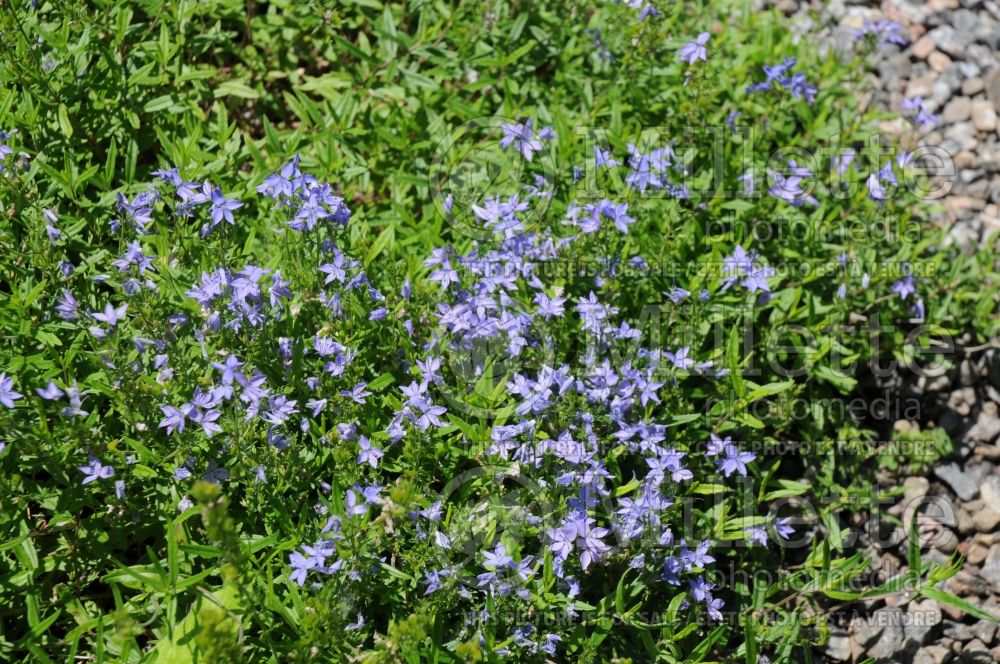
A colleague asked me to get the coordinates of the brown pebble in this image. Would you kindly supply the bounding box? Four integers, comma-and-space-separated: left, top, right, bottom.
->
928, 51, 952, 73
963, 77, 985, 96
912, 35, 935, 60
968, 543, 989, 565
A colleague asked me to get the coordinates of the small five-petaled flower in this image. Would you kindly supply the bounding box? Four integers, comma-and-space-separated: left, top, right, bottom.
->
678, 32, 710, 65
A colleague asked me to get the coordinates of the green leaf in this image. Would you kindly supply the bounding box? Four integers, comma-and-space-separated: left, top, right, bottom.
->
214, 80, 259, 99
692, 483, 728, 495
367, 372, 395, 392
813, 363, 858, 393
763, 479, 811, 500
57, 103, 73, 138
908, 513, 921, 577
920, 587, 998, 622
366, 225, 395, 266
35, 330, 61, 347
144, 94, 177, 113
614, 477, 641, 497
149, 585, 243, 662
745, 379, 795, 402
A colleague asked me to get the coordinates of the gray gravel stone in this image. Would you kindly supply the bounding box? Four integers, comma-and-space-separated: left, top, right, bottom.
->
971, 99, 999, 131
969, 541, 990, 564
955, 9, 984, 34
931, 51, 954, 74
963, 77, 986, 95
944, 122, 979, 151
826, 633, 852, 660
976, 24, 1000, 49
985, 69, 1000, 112
988, 349, 1000, 390
914, 644, 953, 664
929, 26, 968, 57
979, 544, 1000, 590
943, 620, 978, 641
973, 506, 1000, 532
949, 388, 978, 416
879, 54, 912, 92
967, 43, 999, 70
934, 80, 957, 105
943, 97, 973, 123
970, 619, 997, 644
959, 639, 993, 663
941, 620, 976, 641
979, 475, 1000, 513
853, 607, 906, 661
936, 462, 981, 500
905, 599, 943, 650
965, 403, 1000, 443
943, 569, 992, 598
959, 60, 983, 79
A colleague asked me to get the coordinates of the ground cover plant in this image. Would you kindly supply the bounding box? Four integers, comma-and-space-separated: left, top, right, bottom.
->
0, 0, 998, 662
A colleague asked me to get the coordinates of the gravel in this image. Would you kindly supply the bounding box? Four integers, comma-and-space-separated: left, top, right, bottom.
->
935, 462, 980, 501
761, 2, 1000, 660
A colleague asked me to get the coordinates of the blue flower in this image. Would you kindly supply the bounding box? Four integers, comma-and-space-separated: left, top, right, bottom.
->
36, 381, 64, 400
892, 274, 917, 301
289, 551, 317, 586
44, 209, 60, 244
688, 575, 714, 601
341, 382, 372, 405
203, 461, 230, 484
775, 517, 795, 540
209, 188, 243, 227
716, 444, 756, 477
483, 542, 515, 570
768, 166, 817, 207
211, 355, 244, 386
546, 523, 576, 561
541, 633, 562, 655
706, 595, 725, 621
680, 539, 715, 569
357, 436, 384, 468
853, 19, 908, 46
0, 373, 22, 409
747, 58, 816, 104
867, 173, 886, 204
158, 404, 189, 435
500, 119, 544, 161
423, 568, 451, 594
744, 526, 768, 546
569, 515, 610, 570
79, 456, 115, 484
257, 155, 300, 199
677, 32, 709, 65
665, 288, 689, 303
901, 96, 937, 129
593, 145, 619, 168
91, 302, 128, 327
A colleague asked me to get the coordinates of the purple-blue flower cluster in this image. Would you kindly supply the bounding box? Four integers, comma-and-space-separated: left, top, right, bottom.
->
746, 57, 817, 104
